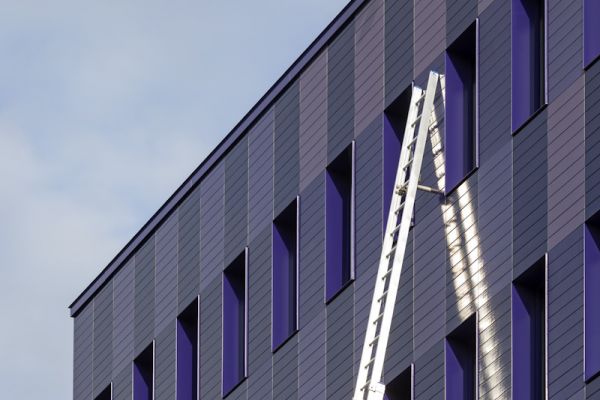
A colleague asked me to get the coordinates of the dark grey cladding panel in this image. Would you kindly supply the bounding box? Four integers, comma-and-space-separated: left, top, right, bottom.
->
547, 0, 583, 102
134, 237, 155, 356
446, 0, 476, 45
178, 186, 200, 310
328, 20, 355, 162
384, 230, 413, 380
548, 228, 584, 398
248, 227, 272, 399
299, 51, 327, 192
299, 310, 327, 400
73, 303, 93, 400
353, 117, 383, 375
478, 141, 512, 299
155, 326, 176, 400
227, 381, 248, 400
413, 0, 445, 78
588, 375, 600, 399
354, 0, 384, 136
478, 0, 511, 161
225, 136, 248, 265
299, 175, 325, 327
274, 80, 300, 216
385, 0, 413, 107
248, 110, 274, 242
93, 281, 113, 397
200, 276, 221, 399
445, 173, 479, 334
112, 365, 131, 400
586, 60, 600, 218
327, 286, 355, 400
112, 258, 134, 377
479, 286, 512, 399
414, 340, 444, 399
413, 102, 446, 359
200, 163, 224, 291
513, 109, 547, 276
155, 211, 178, 334
273, 337, 299, 400
547, 76, 585, 250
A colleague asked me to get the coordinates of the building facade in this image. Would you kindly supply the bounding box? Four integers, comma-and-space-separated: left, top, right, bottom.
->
70, 0, 600, 399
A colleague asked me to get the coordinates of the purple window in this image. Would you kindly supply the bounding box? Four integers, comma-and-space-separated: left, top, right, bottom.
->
585, 220, 600, 381
222, 251, 247, 396
512, 258, 545, 400
177, 300, 198, 400
133, 344, 153, 400
385, 365, 412, 400
512, 0, 545, 132
445, 22, 477, 193
384, 88, 411, 223
272, 199, 298, 350
95, 385, 112, 400
445, 315, 476, 400
584, 0, 600, 67
326, 144, 354, 302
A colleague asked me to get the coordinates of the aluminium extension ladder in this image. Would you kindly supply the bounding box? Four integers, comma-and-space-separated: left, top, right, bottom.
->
353, 71, 443, 400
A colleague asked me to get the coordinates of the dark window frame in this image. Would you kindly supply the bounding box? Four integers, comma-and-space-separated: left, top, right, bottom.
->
272, 197, 299, 351
222, 249, 248, 397
512, 0, 548, 133
133, 343, 154, 400
445, 314, 478, 400
512, 256, 546, 400
585, 217, 600, 382
325, 142, 355, 303
445, 20, 479, 194
177, 298, 199, 400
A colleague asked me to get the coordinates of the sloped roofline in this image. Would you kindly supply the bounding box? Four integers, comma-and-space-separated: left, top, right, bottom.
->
69, 0, 367, 317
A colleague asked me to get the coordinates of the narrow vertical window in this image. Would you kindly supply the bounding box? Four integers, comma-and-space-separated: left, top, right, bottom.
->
383, 88, 411, 222
326, 143, 354, 302
95, 385, 112, 400
446, 315, 477, 400
177, 299, 198, 400
222, 251, 247, 396
512, 0, 546, 131
272, 198, 298, 350
133, 344, 154, 400
385, 364, 412, 400
512, 258, 545, 400
584, 0, 600, 67
445, 21, 477, 193
585, 218, 600, 381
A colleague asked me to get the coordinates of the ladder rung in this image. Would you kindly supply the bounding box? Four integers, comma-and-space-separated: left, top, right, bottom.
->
406, 136, 418, 148
369, 334, 380, 347
385, 244, 397, 258
410, 114, 422, 127
389, 223, 401, 236
394, 202, 406, 215
373, 311, 385, 324
381, 267, 393, 279
377, 290, 389, 302
415, 92, 426, 104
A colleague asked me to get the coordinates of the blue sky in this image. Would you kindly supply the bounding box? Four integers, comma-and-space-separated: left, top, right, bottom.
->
0, 1, 348, 398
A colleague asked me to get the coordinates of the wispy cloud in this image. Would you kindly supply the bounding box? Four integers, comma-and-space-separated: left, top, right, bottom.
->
0, 1, 348, 398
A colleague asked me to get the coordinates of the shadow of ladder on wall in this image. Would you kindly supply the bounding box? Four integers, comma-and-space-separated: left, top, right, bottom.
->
353, 71, 446, 400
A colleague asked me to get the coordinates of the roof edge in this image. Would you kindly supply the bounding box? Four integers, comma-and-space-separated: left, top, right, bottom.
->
69, 0, 366, 317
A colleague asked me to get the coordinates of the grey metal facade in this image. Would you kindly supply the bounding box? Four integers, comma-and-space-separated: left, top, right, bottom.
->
71, 0, 599, 398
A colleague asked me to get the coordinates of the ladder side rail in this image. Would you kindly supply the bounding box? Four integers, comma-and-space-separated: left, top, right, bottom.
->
352, 86, 424, 400
366, 71, 440, 395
